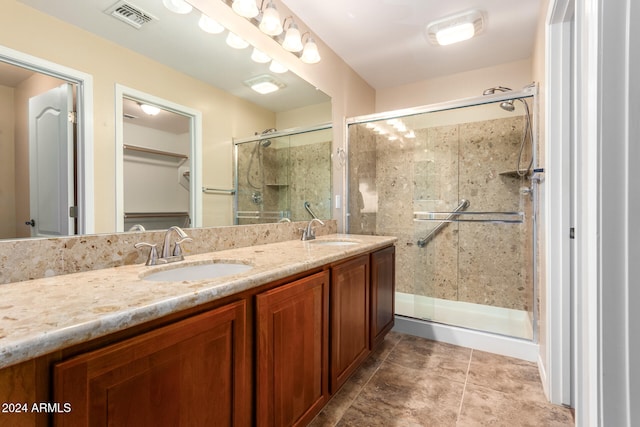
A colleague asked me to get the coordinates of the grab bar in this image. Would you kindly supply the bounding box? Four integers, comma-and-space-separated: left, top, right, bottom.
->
417, 199, 470, 248
304, 201, 319, 219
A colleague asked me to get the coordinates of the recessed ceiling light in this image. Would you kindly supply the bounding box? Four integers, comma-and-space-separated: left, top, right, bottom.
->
425, 10, 484, 46
243, 75, 286, 95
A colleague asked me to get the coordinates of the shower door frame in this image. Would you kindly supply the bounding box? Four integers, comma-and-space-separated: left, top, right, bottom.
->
344, 85, 539, 342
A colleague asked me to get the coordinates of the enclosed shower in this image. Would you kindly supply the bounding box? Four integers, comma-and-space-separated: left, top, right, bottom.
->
346, 86, 538, 342
234, 124, 332, 224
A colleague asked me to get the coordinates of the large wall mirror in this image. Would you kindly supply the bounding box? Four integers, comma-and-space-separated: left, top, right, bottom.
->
0, 0, 331, 240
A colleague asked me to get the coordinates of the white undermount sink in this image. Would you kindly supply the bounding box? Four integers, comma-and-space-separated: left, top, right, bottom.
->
142, 262, 253, 282
309, 240, 359, 246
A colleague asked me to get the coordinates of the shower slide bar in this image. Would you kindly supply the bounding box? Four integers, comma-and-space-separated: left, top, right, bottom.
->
416, 199, 470, 248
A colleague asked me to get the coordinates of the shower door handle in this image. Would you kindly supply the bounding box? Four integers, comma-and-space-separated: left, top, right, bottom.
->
25, 219, 35, 227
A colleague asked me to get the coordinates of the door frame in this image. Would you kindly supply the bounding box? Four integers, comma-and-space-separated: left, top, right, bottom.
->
0, 45, 94, 235
543, 0, 574, 407
115, 84, 203, 232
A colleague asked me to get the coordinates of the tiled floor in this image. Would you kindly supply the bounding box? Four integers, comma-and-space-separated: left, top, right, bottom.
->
310, 332, 574, 427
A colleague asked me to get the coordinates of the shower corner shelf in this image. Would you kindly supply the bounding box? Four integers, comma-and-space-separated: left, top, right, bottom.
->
499, 170, 531, 178
265, 183, 289, 188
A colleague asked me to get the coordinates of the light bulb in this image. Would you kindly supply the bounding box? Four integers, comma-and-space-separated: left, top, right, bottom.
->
259, 2, 283, 36
282, 22, 303, 52
251, 48, 271, 64
226, 32, 249, 49
300, 38, 321, 64
269, 60, 288, 74
162, 0, 192, 14
232, 0, 259, 18
198, 14, 224, 34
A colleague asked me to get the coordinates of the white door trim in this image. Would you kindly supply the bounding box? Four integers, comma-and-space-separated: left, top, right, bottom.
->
0, 44, 94, 234
114, 84, 203, 232
543, 0, 574, 406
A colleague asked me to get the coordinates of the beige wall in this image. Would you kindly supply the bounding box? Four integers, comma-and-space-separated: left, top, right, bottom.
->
276, 101, 332, 130
0, 85, 15, 239
375, 59, 534, 113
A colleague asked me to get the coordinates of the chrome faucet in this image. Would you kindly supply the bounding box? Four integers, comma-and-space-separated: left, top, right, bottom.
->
134, 226, 192, 266
301, 218, 325, 241
161, 226, 192, 260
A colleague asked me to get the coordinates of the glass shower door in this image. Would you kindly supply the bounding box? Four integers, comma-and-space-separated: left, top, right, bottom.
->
347, 95, 536, 340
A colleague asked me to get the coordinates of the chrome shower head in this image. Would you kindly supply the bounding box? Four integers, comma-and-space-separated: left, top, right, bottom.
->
261, 128, 276, 147
500, 100, 515, 112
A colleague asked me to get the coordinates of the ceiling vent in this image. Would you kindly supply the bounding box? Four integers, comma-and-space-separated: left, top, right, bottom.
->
105, 1, 157, 29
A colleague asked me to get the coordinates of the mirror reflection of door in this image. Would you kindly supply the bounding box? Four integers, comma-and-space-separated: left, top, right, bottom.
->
0, 61, 78, 239
28, 83, 76, 237
122, 98, 192, 231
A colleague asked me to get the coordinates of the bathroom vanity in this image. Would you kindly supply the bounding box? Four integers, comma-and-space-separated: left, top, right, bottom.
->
0, 234, 395, 426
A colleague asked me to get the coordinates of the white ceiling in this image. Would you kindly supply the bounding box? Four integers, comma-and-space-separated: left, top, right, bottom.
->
14, 0, 541, 111
281, 0, 541, 89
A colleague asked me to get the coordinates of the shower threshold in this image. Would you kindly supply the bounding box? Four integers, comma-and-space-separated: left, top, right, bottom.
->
395, 292, 533, 340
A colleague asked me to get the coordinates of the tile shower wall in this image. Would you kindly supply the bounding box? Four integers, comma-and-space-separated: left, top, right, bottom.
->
236, 140, 332, 224
349, 116, 533, 311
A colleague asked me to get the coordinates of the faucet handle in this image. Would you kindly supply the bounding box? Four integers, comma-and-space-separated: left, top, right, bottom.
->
173, 237, 193, 257
134, 242, 158, 266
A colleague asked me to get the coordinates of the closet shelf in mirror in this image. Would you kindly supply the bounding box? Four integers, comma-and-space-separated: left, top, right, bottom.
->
124, 144, 188, 164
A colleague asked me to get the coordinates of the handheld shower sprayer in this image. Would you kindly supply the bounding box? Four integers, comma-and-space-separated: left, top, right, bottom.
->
247, 128, 277, 190
482, 85, 533, 176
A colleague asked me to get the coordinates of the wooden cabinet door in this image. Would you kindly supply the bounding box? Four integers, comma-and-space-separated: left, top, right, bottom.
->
256, 271, 329, 427
53, 300, 249, 427
370, 246, 396, 348
330, 254, 370, 393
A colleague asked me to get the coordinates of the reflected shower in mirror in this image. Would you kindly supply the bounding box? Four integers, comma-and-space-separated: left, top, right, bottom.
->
234, 125, 332, 224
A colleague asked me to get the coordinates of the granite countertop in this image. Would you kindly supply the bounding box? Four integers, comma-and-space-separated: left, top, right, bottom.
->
0, 234, 396, 370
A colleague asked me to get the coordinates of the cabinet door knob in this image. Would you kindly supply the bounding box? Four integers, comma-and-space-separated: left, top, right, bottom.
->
25, 219, 35, 227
